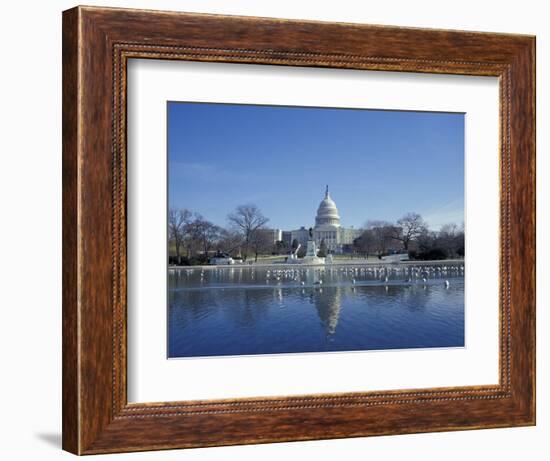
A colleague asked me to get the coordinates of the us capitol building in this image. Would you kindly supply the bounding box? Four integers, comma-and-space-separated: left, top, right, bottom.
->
281, 186, 362, 254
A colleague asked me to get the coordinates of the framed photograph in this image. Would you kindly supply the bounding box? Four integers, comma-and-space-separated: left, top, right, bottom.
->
62, 6, 535, 454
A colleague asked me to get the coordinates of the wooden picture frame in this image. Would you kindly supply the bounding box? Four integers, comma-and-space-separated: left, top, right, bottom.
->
62, 5, 535, 455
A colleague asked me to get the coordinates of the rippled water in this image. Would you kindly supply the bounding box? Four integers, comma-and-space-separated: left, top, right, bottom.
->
168, 264, 465, 358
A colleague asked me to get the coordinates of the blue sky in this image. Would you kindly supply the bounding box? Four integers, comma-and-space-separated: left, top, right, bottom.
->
168, 102, 464, 231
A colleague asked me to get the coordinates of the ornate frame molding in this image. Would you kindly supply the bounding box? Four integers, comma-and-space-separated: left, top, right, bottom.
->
63, 6, 535, 454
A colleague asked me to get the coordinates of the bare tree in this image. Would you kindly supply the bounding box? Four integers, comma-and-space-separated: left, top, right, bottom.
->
217, 229, 244, 257
365, 220, 396, 256
416, 228, 438, 253
227, 204, 269, 261
391, 212, 427, 251
250, 228, 273, 262
168, 208, 191, 264
403, 222, 465, 260
438, 223, 465, 258
187, 214, 222, 257
353, 229, 376, 258
440, 223, 458, 236
274, 240, 288, 255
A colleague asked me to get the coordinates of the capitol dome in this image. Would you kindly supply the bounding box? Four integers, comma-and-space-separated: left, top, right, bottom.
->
315, 185, 341, 227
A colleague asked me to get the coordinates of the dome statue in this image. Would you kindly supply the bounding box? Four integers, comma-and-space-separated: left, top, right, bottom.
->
315, 185, 341, 227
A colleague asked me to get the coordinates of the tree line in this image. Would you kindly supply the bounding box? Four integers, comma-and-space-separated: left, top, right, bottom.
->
352, 212, 464, 260
169, 206, 464, 265
169, 204, 273, 265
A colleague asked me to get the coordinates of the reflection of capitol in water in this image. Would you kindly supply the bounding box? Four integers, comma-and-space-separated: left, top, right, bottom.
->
169, 264, 464, 339
168, 263, 465, 358
270, 284, 345, 336
170, 267, 347, 337
308, 287, 343, 336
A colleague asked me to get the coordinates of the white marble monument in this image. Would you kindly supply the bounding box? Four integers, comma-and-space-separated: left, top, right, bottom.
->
299, 228, 326, 265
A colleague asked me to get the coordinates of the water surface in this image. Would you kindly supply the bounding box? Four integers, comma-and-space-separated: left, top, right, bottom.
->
168, 264, 465, 358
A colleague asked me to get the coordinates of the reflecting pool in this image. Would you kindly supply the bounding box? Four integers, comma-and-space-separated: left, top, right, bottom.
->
168, 264, 465, 358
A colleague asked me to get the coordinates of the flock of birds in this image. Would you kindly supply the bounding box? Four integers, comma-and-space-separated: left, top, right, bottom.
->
176, 264, 464, 289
